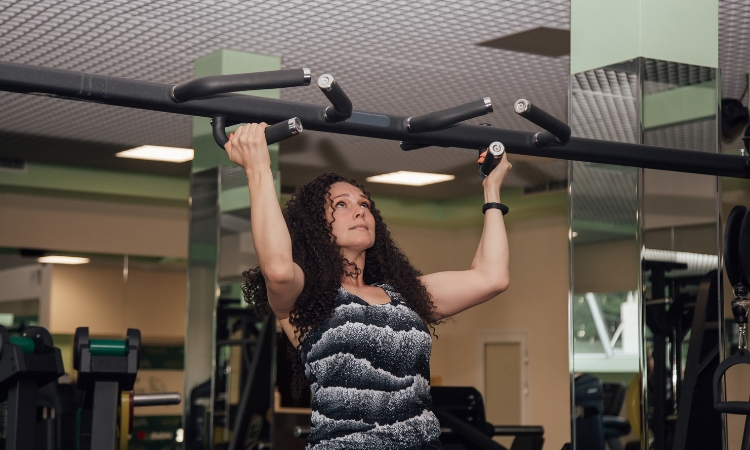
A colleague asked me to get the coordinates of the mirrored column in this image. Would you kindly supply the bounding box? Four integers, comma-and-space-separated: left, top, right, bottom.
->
569, 58, 724, 450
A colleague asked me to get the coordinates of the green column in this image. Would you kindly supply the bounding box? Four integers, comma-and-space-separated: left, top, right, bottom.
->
191, 49, 281, 189
571, 0, 718, 74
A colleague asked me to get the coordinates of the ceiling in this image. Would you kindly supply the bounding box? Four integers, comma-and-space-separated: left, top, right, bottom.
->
0, 0, 746, 199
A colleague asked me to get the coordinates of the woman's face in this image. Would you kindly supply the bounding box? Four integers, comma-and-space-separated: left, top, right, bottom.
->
326, 182, 376, 254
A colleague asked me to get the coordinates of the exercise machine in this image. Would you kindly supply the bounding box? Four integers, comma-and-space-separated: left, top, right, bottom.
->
714, 205, 750, 450
0, 324, 64, 449
294, 386, 545, 450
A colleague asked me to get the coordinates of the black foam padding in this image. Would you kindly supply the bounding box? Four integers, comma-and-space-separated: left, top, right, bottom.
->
738, 209, 750, 287
725, 205, 747, 287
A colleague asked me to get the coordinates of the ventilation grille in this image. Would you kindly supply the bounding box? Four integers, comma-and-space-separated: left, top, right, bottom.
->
523, 179, 567, 195
0, 158, 26, 172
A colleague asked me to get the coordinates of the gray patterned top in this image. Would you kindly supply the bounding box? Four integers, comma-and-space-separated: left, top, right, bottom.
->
300, 283, 442, 449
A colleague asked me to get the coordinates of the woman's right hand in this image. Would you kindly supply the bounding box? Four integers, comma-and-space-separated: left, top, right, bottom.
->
224, 122, 270, 173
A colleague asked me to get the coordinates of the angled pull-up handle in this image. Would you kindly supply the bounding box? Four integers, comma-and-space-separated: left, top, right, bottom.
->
317, 74, 352, 122
406, 97, 493, 133
479, 141, 505, 179
211, 116, 303, 148
171, 68, 311, 102
714, 348, 750, 415
514, 99, 571, 147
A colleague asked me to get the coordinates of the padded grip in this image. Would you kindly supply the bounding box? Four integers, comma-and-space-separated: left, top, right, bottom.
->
739, 210, 750, 288
725, 205, 747, 288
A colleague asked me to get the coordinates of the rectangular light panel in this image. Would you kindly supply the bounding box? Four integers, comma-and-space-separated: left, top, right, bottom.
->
37, 256, 90, 265
116, 146, 194, 163
365, 171, 455, 186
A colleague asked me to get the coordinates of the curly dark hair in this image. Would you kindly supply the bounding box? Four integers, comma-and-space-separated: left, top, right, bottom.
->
241, 173, 438, 397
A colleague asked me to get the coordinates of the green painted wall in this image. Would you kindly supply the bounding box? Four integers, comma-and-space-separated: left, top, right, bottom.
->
571, 0, 718, 74
0, 163, 188, 207
643, 81, 717, 130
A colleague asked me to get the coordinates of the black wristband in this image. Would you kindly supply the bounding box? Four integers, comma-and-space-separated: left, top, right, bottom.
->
482, 202, 509, 215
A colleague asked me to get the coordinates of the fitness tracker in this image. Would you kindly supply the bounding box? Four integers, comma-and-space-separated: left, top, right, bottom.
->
482, 202, 509, 215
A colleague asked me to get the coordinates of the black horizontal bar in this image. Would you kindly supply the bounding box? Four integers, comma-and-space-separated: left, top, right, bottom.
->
0, 61, 747, 179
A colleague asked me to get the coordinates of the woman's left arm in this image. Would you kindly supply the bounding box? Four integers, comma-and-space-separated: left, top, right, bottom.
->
418, 156, 512, 320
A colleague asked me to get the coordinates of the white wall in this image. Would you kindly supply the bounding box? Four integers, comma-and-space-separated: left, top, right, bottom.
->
48, 264, 186, 341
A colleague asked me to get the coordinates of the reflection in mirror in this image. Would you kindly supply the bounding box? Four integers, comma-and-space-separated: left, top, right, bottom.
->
570, 59, 641, 450
569, 58, 724, 450
641, 59, 722, 450
184, 166, 278, 448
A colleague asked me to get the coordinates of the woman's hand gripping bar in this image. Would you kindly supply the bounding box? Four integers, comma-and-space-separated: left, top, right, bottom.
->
479, 141, 505, 179
211, 116, 303, 148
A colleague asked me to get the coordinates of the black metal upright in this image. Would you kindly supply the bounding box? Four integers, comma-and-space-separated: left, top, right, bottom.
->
227, 314, 276, 450
673, 271, 723, 450
74, 327, 140, 450
0, 325, 64, 450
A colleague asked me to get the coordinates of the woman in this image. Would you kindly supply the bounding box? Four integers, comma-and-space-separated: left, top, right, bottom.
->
225, 123, 511, 449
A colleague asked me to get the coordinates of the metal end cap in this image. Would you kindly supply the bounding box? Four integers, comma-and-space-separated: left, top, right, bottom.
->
514, 99, 531, 115
170, 86, 180, 102
483, 97, 493, 113
488, 141, 505, 157
317, 74, 335, 90
302, 68, 312, 86
288, 117, 303, 133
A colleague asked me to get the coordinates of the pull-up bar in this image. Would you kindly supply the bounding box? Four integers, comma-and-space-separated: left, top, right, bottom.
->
0, 61, 746, 179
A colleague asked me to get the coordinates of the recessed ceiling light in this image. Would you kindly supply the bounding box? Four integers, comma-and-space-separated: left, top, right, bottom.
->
366, 171, 455, 186
116, 146, 194, 163
37, 256, 90, 265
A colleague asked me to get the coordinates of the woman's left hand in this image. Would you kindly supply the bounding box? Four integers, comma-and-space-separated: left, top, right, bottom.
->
478, 152, 512, 200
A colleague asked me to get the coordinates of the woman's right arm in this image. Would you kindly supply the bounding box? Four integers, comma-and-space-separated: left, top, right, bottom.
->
224, 123, 304, 319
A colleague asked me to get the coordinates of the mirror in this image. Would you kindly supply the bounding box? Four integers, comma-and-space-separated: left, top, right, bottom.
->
569, 58, 724, 450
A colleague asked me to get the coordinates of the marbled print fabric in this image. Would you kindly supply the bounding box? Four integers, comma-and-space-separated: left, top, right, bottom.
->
300, 284, 442, 449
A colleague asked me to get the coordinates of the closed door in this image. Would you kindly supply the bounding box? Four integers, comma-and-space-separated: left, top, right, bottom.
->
484, 342, 522, 426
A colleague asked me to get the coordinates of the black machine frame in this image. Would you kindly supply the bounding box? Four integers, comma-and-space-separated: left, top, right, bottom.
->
0, 60, 748, 179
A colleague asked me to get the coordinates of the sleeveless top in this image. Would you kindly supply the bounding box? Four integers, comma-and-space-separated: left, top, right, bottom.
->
299, 283, 442, 449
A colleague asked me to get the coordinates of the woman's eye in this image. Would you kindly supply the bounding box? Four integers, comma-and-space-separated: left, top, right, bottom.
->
336, 201, 346, 207
361, 203, 370, 209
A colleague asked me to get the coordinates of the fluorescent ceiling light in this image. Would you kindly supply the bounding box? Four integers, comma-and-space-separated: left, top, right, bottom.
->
366, 171, 455, 186
37, 256, 90, 265
116, 146, 194, 163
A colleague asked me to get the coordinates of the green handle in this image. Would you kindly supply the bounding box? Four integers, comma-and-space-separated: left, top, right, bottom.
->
10, 336, 35, 354
89, 339, 127, 356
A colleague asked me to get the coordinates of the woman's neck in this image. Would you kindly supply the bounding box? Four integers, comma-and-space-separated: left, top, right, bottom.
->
340, 250, 366, 287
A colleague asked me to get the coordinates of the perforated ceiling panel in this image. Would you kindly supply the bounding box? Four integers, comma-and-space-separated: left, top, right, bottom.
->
720, 0, 750, 103
0, 0, 571, 196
